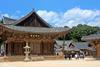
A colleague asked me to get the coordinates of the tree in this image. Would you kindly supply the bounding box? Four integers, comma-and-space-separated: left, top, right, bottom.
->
69, 24, 100, 41
0, 19, 3, 24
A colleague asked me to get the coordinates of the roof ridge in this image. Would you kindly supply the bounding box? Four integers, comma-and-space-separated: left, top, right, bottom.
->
3, 16, 17, 25
14, 10, 35, 25
3, 16, 17, 21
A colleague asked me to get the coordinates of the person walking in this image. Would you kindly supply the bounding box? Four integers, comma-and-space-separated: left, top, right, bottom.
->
75, 53, 79, 59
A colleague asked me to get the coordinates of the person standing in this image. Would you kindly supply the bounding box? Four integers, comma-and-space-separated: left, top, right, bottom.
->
75, 53, 79, 59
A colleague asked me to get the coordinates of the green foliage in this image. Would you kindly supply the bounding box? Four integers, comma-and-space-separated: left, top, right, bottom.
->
0, 19, 3, 24
68, 24, 100, 41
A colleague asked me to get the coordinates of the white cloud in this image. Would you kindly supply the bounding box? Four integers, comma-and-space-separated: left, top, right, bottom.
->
16, 10, 21, 14
0, 8, 100, 28
0, 12, 19, 19
37, 7, 100, 27
37, 10, 60, 25
0, 13, 9, 20
2, 14, 10, 17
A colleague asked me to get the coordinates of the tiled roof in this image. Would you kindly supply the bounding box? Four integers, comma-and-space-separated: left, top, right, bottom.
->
55, 40, 73, 46
15, 10, 52, 27
55, 40, 80, 51
81, 33, 100, 41
75, 42, 89, 49
75, 42, 96, 51
4, 25, 70, 33
3, 17, 17, 25
3, 10, 52, 27
54, 40, 96, 52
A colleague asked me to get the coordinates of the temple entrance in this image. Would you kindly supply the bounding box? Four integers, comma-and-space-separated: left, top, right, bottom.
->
6, 39, 54, 56
30, 42, 41, 55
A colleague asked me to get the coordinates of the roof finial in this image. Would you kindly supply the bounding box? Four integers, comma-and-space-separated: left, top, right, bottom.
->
32, 8, 35, 12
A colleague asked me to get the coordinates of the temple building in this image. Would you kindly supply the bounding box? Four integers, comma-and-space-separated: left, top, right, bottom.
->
82, 33, 100, 58
0, 10, 70, 56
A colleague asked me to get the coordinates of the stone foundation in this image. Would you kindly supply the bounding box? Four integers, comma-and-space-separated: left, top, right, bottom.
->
0, 55, 64, 62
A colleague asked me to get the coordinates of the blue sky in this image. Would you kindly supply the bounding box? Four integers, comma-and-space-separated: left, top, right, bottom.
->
0, 0, 100, 27
0, 0, 100, 14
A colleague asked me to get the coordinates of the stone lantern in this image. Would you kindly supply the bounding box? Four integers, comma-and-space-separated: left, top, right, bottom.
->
24, 42, 30, 62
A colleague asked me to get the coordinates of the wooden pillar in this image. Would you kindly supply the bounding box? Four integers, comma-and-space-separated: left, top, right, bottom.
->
41, 40, 44, 55
96, 43, 100, 58
8, 42, 12, 56
4, 41, 7, 57
90, 42, 96, 57
51, 40, 54, 55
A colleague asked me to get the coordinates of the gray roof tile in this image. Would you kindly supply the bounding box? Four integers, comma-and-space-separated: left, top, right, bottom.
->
55, 40, 95, 52
4, 25, 70, 33
3, 17, 17, 25
82, 33, 100, 41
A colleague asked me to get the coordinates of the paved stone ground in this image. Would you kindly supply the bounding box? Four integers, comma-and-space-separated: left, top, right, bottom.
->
0, 60, 100, 67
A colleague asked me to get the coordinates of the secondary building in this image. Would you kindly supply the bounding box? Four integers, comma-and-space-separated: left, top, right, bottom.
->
82, 33, 100, 58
